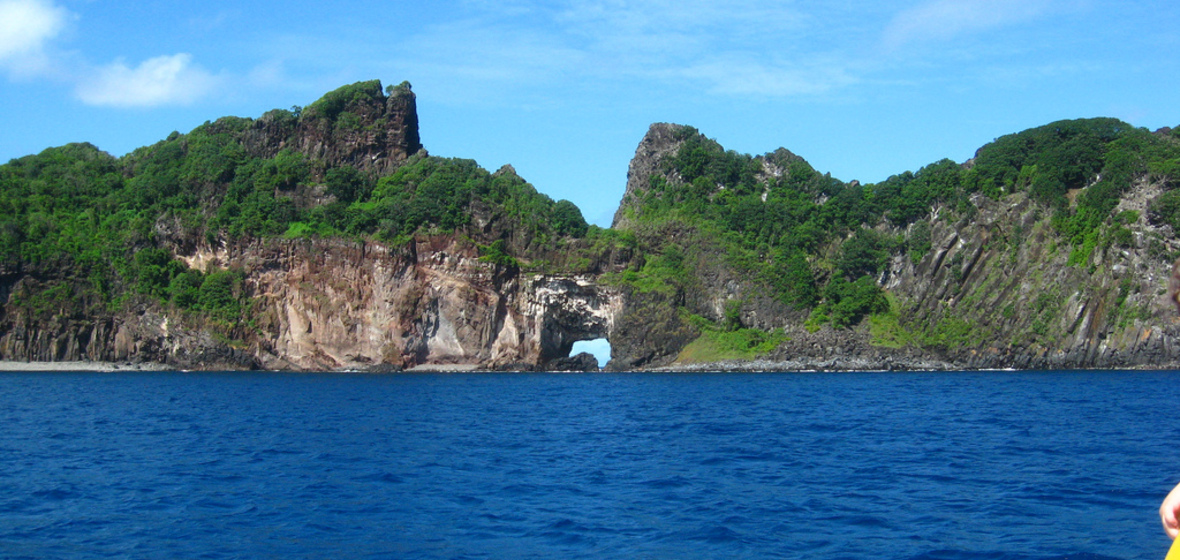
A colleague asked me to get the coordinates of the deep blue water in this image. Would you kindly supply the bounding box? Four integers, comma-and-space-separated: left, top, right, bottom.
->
1, 370, 1179, 560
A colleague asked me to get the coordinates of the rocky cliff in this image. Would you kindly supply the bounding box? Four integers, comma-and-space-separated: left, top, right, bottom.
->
754, 187, 1180, 371
3, 82, 1180, 371
0, 235, 623, 371
193, 235, 620, 370
241, 80, 422, 175
607, 122, 1180, 370
0, 80, 625, 371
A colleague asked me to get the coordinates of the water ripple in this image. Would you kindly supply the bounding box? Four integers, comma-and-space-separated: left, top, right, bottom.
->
0, 370, 1177, 559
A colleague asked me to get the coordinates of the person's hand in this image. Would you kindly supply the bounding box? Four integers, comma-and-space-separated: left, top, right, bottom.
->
1162, 482, 1180, 539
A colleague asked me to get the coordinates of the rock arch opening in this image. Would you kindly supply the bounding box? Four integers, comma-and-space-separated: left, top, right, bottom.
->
531, 276, 618, 370
571, 338, 611, 369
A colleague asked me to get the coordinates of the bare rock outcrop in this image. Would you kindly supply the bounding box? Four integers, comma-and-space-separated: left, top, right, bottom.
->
608, 124, 1180, 371
0, 236, 625, 371
241, 80, 422, 175
612, 123, 688, 229
183, 237, 621, 371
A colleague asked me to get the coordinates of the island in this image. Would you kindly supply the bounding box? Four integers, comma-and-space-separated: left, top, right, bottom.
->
2, 80, 1180, 371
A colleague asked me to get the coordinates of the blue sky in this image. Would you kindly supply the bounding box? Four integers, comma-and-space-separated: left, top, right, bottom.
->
1, 0, 1178, 227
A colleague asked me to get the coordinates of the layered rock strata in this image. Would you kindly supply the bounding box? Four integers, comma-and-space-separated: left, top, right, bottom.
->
0, 237, 623, 371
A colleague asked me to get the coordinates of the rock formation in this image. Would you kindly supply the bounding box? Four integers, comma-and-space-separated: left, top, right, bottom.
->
4, 83, 1180, 371
0, 236, 623, 371
606, 123, 1180, 370
241, 80, 422, 175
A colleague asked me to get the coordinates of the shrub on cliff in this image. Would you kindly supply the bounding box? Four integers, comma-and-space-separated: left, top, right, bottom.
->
624, 118, 1180, 328
349, 156, 587, 249
808, 276, 890, 329
304, 80, 384, 121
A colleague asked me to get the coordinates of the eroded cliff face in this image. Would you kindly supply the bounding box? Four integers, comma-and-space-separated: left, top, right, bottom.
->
241, 81, 422, 175
185, 237, 621, 370
881, 182, 1180, 369
6, 109, 1180, 371
613, 123, 685, 229
0, 80, 624, 371
0, 290, 258, 370
756, 186, 1180, 370
608, 122, 1180, 370
0, 236, 623, 370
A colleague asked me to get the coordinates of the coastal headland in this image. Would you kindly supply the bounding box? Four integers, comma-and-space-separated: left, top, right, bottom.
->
3, 80, 1180, 372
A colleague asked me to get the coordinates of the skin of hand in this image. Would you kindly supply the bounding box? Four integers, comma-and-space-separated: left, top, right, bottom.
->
1165, 267, 1180, 539
1162, 482, 1180, 539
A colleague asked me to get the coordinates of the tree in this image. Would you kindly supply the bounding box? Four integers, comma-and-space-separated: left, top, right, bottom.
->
836, 229, 891, 280
551, 199, 588, 237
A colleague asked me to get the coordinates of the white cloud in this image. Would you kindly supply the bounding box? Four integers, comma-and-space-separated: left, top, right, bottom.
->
0, 0, 221, 107
76, 54, 221, 107
883, 0, 1053, 49
0, 0, 70, 74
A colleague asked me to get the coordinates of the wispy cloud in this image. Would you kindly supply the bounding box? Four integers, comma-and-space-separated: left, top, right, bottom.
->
392, 0, 848, 102
554, 0, 810, 69
883, 0, 1054, 50
412, 19, 586, 82
557, 0, 805, 40
677, 57, 857, 97
0, 0, 71, 76
76, 54, 221, 107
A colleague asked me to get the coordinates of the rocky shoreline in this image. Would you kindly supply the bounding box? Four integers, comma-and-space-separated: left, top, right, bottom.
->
0, 360, 172, 372
4, 357, 1174, 373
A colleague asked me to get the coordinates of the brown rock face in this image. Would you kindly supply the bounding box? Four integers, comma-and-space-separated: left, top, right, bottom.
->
0, 236, 622, 371
242, 80, 422, 175
182, 237, 620, 371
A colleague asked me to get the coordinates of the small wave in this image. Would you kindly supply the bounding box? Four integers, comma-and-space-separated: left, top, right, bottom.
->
687, 524, 744, 544
354, 471, 405, 484
640, 476, 691, 489
903, 551, 1127, 560
496, 483, 539, 497
30, 485, 77, 501
453, 494, 485, 506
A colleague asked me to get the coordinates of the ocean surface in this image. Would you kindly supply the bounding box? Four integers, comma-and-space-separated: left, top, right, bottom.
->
1, 370, 1179, 560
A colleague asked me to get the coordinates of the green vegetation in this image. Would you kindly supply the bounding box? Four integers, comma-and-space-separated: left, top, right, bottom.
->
3, 74, 1179, 364
619, 119, 1180, 334
622, 127, 927, 328
342, 156, 587, 244
305, 80, 383, 121
964, 118, 1180, 254
602, 240, 690, 296
676, 312, 787, 363
907, 219, 932, 264
868, 294, 912, 348
477, 239, 519, 267
806, 276, 890, 330
0, 81, 588, 332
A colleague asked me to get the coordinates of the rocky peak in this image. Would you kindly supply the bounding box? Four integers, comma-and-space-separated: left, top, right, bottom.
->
611, 123, 691, 229
242, 80, 423, 175
493, 164, 518, 177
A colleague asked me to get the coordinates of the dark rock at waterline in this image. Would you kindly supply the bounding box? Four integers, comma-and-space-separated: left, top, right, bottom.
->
546, 352, 600, 372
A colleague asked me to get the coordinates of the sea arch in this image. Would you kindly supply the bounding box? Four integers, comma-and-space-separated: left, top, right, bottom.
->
530, 275, 619, 367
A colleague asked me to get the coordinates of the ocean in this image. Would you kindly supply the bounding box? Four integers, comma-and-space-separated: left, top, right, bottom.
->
1, 370, 1178, 559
